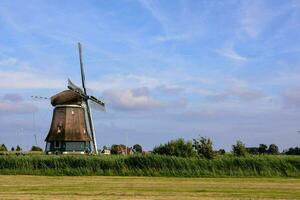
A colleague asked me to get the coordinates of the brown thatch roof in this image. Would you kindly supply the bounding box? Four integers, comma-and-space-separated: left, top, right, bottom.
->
45, 106, 92, 142
51, 90, 83, 106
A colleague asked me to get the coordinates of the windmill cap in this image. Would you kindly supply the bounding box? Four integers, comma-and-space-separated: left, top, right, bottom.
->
51, 90, 83, 106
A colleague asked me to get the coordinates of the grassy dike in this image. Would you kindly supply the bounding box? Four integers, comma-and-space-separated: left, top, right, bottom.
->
0, 154, 299, 177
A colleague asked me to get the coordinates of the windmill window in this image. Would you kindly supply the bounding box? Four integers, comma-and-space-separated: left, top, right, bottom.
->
54, 141, 60, 148
71, 110, 74, 115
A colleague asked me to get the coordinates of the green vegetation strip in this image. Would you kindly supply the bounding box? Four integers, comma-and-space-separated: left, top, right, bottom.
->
0, 155, 299, 177
0, 176, 299, 200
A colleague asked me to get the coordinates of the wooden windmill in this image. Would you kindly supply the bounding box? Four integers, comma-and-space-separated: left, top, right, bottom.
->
45, 43, 105, 154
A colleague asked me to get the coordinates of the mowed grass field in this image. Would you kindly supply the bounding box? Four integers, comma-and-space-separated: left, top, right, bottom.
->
0, 176, 299, 200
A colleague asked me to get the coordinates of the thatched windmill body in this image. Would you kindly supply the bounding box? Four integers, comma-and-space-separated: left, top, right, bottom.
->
45, 43, 105, 154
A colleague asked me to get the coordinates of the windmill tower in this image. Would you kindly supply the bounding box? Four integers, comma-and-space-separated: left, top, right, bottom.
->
45, 43, 105, 154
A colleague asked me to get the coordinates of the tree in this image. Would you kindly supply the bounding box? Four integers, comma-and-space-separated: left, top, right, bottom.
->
246, 147, 259, 155
0, 144, 7, 151
133, 144, 142, 153
110, 144, 126, 155
232, 140, 248, 157
258, 144, 268, 154
218, 149, 226, 155
268, 144, 279, 155
16, 145, 22, 151
152, 138, 196, 158
11, 147, 15, 151
285, 147, 300, 155
31, 146, 43, 151
110, 144, 119, 155
193, 136, 215, 159
102, 146, 108, 150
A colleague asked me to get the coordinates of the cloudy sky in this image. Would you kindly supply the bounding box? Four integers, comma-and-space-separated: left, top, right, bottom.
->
0, 0, 300, 151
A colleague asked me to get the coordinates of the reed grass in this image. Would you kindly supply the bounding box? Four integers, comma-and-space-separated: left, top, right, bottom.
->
0, 154, 299, 177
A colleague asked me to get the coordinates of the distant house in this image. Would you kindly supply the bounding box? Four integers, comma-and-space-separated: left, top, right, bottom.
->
120, 147, 134, 155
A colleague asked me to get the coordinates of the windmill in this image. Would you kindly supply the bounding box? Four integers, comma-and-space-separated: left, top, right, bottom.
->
44, 43, 105, 154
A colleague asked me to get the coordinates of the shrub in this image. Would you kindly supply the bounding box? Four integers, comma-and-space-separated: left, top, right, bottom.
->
0, 144, 7, 151
152, 138, 196, 158
111, 144, 126, 155
232, 140, 248, 157
258, 144, 268, 155
16, 145, 22, 151
193, 136, 215, 159
218, 149, 226, 155
268, 144, 279, 155
31, 146, 43, 152
133, 144, 142, 153
246, 147, 259, 155
285, 147, 300, 155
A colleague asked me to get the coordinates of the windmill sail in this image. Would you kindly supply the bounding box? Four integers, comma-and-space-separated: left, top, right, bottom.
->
68, 79, 84, 94
78, 42, 98, 154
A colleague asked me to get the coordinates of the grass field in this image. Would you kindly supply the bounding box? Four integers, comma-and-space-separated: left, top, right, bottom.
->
0, 176, 299, 200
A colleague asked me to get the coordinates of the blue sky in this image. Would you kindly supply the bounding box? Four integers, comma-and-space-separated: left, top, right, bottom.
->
0, 0, 300, 151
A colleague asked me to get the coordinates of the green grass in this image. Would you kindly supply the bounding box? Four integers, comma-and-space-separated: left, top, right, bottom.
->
0, 175, 299, 199
0, 154, 299, 177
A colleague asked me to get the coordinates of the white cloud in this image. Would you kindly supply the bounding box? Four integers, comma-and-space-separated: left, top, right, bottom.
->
239, 0, 294, 39
0, 102, 38, 114
103, 88, 162, 111
281, 87, 300, 109
138, 0, 168, 30
0, 58, 18, 66
0, 70, 64, 89
0, 57, 32, 70
2, 93, 23, 102
153, 33, 191, 43
209, 86, 264, 102
217, 47, 247, 62
240, 1, 269, 38
139, 0, 196, 43
88, 74, 161, 91
154, 85, 184, 96
102, 86, 188, 111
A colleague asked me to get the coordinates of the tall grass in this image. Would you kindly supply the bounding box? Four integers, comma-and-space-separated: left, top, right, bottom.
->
0, 154, 299, 177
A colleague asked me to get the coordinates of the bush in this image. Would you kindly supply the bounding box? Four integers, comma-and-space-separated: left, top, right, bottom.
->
268, 144, 279, 155
246, 147, 259, 155
16, 145, 22, 151
111, 144, 126, 155
285, 147, 300, 155
232, 140, 248, 157
0, 144, 7, 151
152, 138, 196, 158
133, 144, 142, 153
218, 149, 226, 155
258, 144, 268, 155
31, 146, 43, 152
193, 136, 215, 159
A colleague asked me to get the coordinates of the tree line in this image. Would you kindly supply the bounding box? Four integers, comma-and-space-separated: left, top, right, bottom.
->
0, 144, 42, 152
1, 138, 299, 158
151, 137, 300, 159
